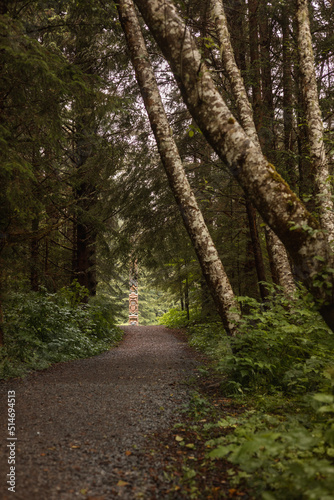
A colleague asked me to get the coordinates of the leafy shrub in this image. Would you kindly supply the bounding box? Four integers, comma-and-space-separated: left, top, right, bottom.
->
158, 306, 204, 328
158, 308, 190, 328
187, 322, 229, 359
208, 396, 334, 500
0, 287, 122, 379
217, 290, 334, 394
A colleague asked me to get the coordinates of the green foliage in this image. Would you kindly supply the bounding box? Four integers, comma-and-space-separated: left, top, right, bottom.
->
58, 279, 89, 307
187, 322, 229, 359
217, 290, 334, 395
165, 287, 334, 499
158, 307, 193, 328
208, 406, 334, 500
0, 286, 122, 379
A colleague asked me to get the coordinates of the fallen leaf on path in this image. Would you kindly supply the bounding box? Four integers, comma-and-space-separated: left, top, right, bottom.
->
175, 435, 183, 442
125, 450, 132, 456
117, 480, 129, 487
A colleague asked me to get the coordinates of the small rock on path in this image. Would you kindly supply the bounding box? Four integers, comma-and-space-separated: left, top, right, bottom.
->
0, 325, 199, 499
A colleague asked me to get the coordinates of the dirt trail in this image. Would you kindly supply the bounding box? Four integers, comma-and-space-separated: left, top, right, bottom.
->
0, 325, 199, 499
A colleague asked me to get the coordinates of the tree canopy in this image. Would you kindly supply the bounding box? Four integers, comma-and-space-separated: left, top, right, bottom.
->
0, 0, 333, 332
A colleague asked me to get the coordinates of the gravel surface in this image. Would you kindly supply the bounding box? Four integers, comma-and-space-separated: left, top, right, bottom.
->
0, 325, 200, 499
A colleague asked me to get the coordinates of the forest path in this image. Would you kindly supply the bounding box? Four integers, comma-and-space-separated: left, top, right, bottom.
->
0, 325, 199, 499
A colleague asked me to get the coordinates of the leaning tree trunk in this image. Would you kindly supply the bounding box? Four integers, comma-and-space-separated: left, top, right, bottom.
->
282, 2, 296, 188
117, 0, 240, 336
211, 0, 296, 297
296, 0, 334, 241
245, 198, 269, 300
133, 0, 334, 330
265, 226, 296, 297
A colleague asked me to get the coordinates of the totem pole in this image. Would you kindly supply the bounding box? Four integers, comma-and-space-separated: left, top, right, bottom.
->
129, 260, 139, 325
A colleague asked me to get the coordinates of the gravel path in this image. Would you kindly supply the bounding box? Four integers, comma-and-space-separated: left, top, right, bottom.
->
0, 325, 200, 499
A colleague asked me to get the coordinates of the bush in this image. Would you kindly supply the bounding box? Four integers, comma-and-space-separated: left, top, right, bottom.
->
208, 394, 334, 499
217, 290, 334, 395
187, 322, 229, 359
158, 308, 190, 328
0, 286, 123, 379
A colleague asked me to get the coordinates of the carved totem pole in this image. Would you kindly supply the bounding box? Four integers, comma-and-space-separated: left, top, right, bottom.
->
129, 260, 139, 325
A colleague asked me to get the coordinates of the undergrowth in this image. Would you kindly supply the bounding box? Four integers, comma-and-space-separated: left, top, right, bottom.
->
0, 282, 122, 380
160, 286, 334, 499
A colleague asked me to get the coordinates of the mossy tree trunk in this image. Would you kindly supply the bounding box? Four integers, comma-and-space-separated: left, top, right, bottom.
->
296, 0, 334, 240
133, 0, 334, 329
210, 0, 295, 297
118, 0, 240, 336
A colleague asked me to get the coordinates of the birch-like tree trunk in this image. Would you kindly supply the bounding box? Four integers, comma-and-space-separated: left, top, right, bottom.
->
265, 226, 296, 297
210, 0, 296, 297
133, 0, 334, 329
245, 198, 269, 300
282, 2, 296, 187
117, 0, 240, 336
296, 0, 334, 241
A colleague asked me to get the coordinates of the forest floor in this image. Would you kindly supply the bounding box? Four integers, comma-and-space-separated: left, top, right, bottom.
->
0, 325, 250, 499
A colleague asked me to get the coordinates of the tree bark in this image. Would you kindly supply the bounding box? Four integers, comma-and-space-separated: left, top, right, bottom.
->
282, 3, 296, 188
74, 145, 97, 297
210, 0, 260, 148
185, 276, 190, 321
30, 218, 39, 292
296, 0, 334, 240
118, 0, 240, 336
258, 0, 275, 156
248, 0, 263, 136
0, 267, 4, 346
245, 198, 269, 300
265, 226, 296, 297
133, 0, 334, 328
211, 0, 296, 297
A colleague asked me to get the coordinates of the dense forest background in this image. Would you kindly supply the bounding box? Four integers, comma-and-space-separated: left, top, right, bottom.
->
1, 1, 334, 497
0, 0, 333, 332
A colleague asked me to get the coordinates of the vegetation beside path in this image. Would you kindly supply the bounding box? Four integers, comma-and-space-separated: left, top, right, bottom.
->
0, 282, 122, 380
158, 288, 334, 499
1, 279, 334, 498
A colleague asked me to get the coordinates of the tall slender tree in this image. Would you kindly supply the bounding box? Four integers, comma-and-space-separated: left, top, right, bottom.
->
296, 0, 334, 240
210, 0, 296, 297
133, 0, 334, 329
117, 0, 240, 335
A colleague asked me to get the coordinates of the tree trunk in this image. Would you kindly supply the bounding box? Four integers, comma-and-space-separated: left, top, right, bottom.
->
210, 0, 259, 147
0, 268, 4, 346
265, 226, 296, 297
73, 126, 97, 298
118, 0, 240, 336
185, 276, 190, 321
245, 198, 269, 300
248, 0, 263, 136
258, 0, 275, 156
211, 0, 295, 296
256, 1, 296, 296
76, 213, 97, 297
296, 0, 334, 240
282, 2, 297, 188
30, 218, 39, 292
133, 0, 334, 329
